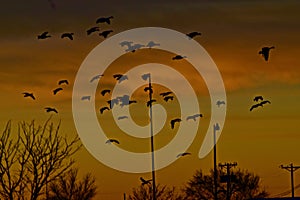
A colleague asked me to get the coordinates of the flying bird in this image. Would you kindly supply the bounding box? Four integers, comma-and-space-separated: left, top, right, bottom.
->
101, 89, 111, 96
144, 86, 153, 94
58, 79, 69, 85
37, 31, 51, 39
44, 107, 58, 113
261, 100, 271, 105
125, 43, 145, 52
259, 46, 275, 61
87, 26, 100, 35
172, 55, 187, 60
216, 100, 226, 107
170, 118, 181, 129
164, 96, 174, 102
105, 139, 120, 144
146, 41, 160, 48
129, 100, 137, 105
61, 32, 74, 40
141, 73, 150, 81
113, 74, 128, 83
176, 152, 191, 158
53, 87, 63, 95
140, 177, 152, 186
147, 99, 156, 107
249, 103, 263, 111
186, 31, 201, 39
100, 106, 110, 114
99, 30, 113, 38
186, 114, 203, 121
253, 96, 263, 102
22, 92, 35, 100
107, 98, 119, 109
96, 16, 114, 24
119, 41, 133, 47
117, 116, 128, 120
81, 96, 91, 101
90, 74, 104, 83
160, 91, 173, 97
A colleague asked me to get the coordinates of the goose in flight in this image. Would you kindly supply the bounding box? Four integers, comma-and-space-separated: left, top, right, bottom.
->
170, 118, 181, 129
96, 16, 114, 24
101, 89, 111, 96
81, 96, 91, 101
186, 31, 201, 39
186, 114, 203, 121
120, 41, 133, 47
107, 98, 119, 109
90, 74, 104, 83
45, 107, 58, 113
164, 96, 174, 102
125, 43, 145, 52
172, 55, 187, 60
37, 31, 51, 39
117, 116, 128, 120
99, 30, 113, 38
176, 152, 191, 158
160, 91, 172, 97
61, 32, 74, 40
113, 74, 128, 83
87, 26, 100, 35
146, 41, 160, 48
140, 177, 152, 186
58, 79, 69, 85
22, 92, 35, 100
250, 100, 270, 111
253, 96, 263, 102
146, 99, 156, 107
100, 106, 110, 114
53, 87, 63, 95
105, 139, 119, 144
216, 100, 226, 107
259, 46, 275, 61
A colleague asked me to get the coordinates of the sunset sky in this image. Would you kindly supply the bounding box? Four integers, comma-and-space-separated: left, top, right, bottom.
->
1, 0, 300, 199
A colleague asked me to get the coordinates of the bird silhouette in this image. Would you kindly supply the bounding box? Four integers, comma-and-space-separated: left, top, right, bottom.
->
113, 74, 128, 83
90, 74, 104, 83
176, 152, 191, 158
170, 118, 181, 129
99, 30, 113, 38
140, 177, 152, 186
164, 96, 174, 102
141, 73, 150, 81
216, 100, 226, 107
53, 87, 63, 95
119, 41, 133, 47
45, 107, 58, 113
58, 79, 69, 85
172, 55, 187, 60
107, 98, 119, 109
253, 96, 263, 102
87, 26, 100, 35
117, 116, 128, 120
259, 46, 275, 61
125, 43, 145, 52
37, 31, 51, 39
96, 16, 113, 24
147, 99, 156, 107
100, 106, 110, 114
144, 86, 153, 94
81, 96, 91, 101
250, 103, 263, 111
61, 33, 74, 40
105, 139, 120, 144
22, 92, 35, 100
186, 32, 201, 39
160, 91, 173, 97
186, 114, 203, 121
101, 89, 111, 96
261, 100, 271, 105
146, 41, 160, 48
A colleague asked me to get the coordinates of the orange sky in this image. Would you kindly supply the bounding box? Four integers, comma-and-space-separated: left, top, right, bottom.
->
1, 0, 300, 199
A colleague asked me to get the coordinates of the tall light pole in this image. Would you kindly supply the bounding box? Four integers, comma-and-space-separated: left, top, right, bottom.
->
213, 123, 220, 200
143, 73, 156, 200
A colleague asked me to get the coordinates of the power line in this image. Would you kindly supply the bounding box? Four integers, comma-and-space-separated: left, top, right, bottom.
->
280, 163, 300, 198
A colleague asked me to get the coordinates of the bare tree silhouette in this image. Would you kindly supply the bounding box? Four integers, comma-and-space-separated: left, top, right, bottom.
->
0, 119, 82, 200
48, 168, 97, 200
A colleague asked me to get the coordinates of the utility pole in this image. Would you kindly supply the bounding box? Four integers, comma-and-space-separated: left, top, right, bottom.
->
219, 162, 238, 200
213, 123, 220, 200
123, 193, 126, 200
280, 163, 300, 198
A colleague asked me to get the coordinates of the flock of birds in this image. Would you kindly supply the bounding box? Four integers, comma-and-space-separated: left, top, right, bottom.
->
28, 14, 276, 186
